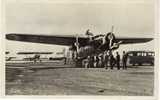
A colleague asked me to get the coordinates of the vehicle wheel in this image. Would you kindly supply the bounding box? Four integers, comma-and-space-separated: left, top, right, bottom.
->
132, 63, 135, 66
138, 63, 142, 66
150, 62, 154, 66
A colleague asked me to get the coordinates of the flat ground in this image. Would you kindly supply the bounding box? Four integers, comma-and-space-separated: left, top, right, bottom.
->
5, 62, 154, 95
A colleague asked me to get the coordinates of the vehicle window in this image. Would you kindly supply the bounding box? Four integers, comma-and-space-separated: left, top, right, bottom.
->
133, 52, 137, 56
137, 53, 142, 56
148, 53, 152, 56
128, 53, 133, 56
127, 51, 154, 57
143, 53, 147, 56
151, 53, 155, 56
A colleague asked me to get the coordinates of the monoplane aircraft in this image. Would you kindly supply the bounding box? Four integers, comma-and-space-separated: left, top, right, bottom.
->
17, 52, 53, 62
6, 27, 153, 66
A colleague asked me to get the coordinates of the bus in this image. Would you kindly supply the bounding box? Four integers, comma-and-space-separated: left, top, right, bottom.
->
126, 51, 154, 66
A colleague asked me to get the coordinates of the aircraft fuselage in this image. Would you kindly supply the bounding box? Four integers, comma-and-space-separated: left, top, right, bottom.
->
75, 33, 119, 59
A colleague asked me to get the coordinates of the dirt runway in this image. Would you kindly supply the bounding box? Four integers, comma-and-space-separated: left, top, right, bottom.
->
6, 62, 154, 95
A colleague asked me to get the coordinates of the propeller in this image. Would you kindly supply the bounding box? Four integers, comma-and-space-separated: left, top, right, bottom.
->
109, 26, 114, 49
108, 26, 123, 50
75, 34, 79, 52
74, 34, 80, 59
110, 41, 122, 50
102, 26, 114, 45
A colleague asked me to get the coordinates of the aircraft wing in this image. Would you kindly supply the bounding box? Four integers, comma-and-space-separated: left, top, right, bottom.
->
6, 33, 153, 46
6, 33, 88, 46
116, 37, 153, 44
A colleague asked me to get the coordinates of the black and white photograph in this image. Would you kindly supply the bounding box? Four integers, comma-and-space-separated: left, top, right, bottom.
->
4, 0, 157, 97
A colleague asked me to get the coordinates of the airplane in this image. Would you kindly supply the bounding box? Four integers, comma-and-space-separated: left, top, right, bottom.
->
17, 52, 53, 62
6, 27, 153, 67
5, 51, 17, 61
6, 57, 16, 61
23, 54, 41, 62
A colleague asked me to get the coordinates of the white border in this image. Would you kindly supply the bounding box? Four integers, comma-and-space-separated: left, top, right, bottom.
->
0, 0, 6, 97
0, 0, 159, 100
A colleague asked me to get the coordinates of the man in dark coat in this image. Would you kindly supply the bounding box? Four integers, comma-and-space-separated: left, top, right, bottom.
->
116, 52, 120, 70
109, 52, 115, 69
122, 51, 128, 69
104, 52, 109, 69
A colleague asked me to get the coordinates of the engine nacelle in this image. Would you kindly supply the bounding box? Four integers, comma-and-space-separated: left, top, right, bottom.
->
105, 32, 116, 43
110, 42, 120, 50
99, 32, 121, 51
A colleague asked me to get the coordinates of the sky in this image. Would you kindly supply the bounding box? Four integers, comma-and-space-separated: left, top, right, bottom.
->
5, 0, 155, 57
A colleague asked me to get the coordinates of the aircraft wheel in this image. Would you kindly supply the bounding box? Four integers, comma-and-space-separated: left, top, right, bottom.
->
150, 62, 154, 66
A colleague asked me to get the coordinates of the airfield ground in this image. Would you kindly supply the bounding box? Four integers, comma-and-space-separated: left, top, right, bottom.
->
5, 62, 154, 95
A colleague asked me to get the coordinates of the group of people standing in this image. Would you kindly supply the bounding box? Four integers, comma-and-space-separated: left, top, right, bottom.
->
111, 51, 128, 70
83, 51, 128, 70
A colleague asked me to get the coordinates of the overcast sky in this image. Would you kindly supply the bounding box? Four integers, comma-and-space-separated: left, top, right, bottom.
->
5, 0, 155, 57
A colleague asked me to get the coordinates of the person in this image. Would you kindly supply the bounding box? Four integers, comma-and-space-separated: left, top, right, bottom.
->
116, 52, 120, 70
90, 56, 94, 68
85, 29, 93, 36
87, 56, 91, 68
83, 59, 88, 68
104, 51, 109, 69
109, 52, 115, 69
93, 55, 97, 68
64, 57, 67, 65
122, 51, 128, 69
85, 29, 93, 42
98, 55, 103, 68
96, 56, 99, 67
101, 53, 105, 68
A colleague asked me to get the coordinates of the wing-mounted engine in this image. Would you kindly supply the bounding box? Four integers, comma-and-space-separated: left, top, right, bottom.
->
104, 32, 122, 50
98, 26, 122, 51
